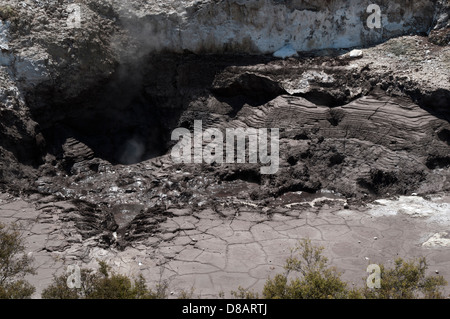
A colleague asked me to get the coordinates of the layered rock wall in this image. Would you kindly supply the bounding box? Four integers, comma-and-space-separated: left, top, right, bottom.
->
113, 0, 439, 54
0, 0, 446, 97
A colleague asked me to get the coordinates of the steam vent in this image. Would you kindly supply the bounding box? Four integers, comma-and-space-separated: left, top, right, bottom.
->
0, 0, 449, 302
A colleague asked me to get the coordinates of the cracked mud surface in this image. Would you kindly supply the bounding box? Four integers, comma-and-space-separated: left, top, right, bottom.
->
1, 192, 449, 298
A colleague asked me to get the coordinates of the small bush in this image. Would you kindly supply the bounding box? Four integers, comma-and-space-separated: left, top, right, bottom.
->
177, 287, 196, 299
362, 257, 447, 299
42, 260, 168, 299
259, 239, 447, 299
0, 222, 36, 299
231, 286, 260, 299
262, 239, 357, 299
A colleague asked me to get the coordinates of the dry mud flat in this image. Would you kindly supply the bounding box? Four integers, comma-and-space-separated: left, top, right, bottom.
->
1, 192, 449, 298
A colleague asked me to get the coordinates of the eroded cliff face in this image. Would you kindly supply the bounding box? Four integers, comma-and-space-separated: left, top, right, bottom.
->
0, 0, 448, 98
113, 0, 438, 53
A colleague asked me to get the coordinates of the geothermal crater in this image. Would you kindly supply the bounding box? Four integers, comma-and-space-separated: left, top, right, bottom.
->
0, 0, 449, 298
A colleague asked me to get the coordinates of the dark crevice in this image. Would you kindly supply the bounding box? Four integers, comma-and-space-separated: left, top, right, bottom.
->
297, 90, 349, 107
273, 182, 321, 197
405, 88, 450, 122
437, 128, 450, 145
426, 156, 450, 169
211, 72, 287, 115
357, 170, 395, 195
220, 168, 262, 184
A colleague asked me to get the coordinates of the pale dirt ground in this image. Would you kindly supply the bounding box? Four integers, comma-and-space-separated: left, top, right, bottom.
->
1, 191, 449, 299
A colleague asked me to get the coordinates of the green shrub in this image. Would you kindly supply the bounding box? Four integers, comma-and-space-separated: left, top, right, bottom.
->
42, 260, 168, 299
262, 239, 357, 299
0, 222, 36, 299
231, 286, 260, 299
177, 287, 197, 299
259, 239, 447, 299
362, 257, 447, 299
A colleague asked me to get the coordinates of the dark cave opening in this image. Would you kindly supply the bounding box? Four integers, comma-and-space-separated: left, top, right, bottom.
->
35, 92, 177, 167
28, 55, 191, 167
27, 53, 280, 169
